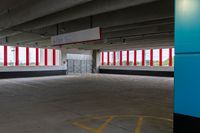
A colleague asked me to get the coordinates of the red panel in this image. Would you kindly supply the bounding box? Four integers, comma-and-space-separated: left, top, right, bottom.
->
102, 51, 104, 65
4, 45, 7, 66
15, 45, 19, 66
36, 48, 39, 66
26, 47, 29, 66
45, 48, 48, 66
142, 49, 145, 66
113, 51, 116, 66
126, 50, 129, 66
134, 50, 137, 66
53, 49, 56, 66
120, 50, 122, 66
150, 49, 153, 66
169, 48, 173, 67
107, 51, 110, 65
159, 48, 162, 66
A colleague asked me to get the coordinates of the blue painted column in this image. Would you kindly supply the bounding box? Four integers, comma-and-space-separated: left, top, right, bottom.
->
175, 0, 200, 118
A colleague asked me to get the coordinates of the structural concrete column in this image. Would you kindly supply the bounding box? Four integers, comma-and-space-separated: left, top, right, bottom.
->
92, 50, 100, 73
60, 47, 68, 70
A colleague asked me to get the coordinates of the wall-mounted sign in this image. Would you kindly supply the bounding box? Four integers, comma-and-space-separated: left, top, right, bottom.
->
51, 27, 101, 45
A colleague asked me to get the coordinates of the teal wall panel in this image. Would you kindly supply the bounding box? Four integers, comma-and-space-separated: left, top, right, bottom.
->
175, 0, 200, 53
174, 0, 200, 117
175, 54, 200, 117
175, 0, 200, 118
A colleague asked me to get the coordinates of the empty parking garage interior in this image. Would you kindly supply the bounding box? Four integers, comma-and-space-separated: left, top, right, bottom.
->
0, 0, 199, 132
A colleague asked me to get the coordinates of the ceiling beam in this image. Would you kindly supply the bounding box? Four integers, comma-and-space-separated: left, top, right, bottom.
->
0, 0, 93, 30
11, 0, 158, 31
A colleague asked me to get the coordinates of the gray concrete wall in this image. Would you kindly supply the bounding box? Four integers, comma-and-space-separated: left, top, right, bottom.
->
0, 66, 66, 72
100, 66, 174, 72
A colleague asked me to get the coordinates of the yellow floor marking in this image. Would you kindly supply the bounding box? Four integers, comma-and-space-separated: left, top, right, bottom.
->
134, 116, 144, 133
71, 115, 172, 133
96, 116, 113, 133
72, 116, 114, 133
71, 115, 172, 125
72, 122, 96, 132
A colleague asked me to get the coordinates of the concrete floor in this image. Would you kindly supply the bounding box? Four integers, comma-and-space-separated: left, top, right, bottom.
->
0, 74, 173, 133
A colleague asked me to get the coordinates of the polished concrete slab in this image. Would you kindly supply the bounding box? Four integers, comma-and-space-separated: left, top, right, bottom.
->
0, 74, 173, 133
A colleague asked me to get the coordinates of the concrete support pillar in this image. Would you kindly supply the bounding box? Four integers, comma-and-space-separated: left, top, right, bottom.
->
175, 0, 200, 131
92, 50, 100, 73
60, 47, 67, 70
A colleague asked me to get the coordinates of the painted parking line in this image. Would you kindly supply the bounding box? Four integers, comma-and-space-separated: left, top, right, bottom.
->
96, 116, 113, 133
72, 116, 113, 133
71, 115, 173, 133
73, 122, 96, 132
134, 116, 143, 133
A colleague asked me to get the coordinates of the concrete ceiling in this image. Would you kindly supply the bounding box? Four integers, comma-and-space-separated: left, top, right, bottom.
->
0, 0, 93, 30
0, 0, 174, 50
0, 0, 31, 14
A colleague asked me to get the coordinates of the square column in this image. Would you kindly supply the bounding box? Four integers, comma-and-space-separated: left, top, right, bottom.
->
175, 0, 200, 131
